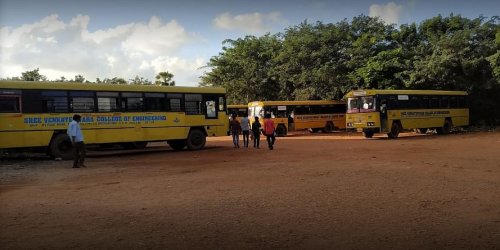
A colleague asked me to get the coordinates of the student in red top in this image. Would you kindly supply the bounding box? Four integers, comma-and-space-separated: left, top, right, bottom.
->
263, 113, 276, 150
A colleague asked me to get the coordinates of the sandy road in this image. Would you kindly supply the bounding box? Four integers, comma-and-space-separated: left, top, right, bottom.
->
1, 131, 500, 249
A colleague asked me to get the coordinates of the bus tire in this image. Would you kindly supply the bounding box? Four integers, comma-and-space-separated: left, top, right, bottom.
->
186, 129, 206, 150
387, 122, 401, 139
276, 124, 287, 137
416, 128, 428, 134
168, 140, 186, 150
323, 122, 334, 133
363, 131, 374, 138
50, 134, 74, 160
309, 128, 320, 133
436, 120, 452, 135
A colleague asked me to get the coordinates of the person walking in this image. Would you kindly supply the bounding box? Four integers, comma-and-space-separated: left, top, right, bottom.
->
229, 114, 242, 148
67, 114, 86, 168
240, 113, 251, 148
263, 113, 276, 150
251, 116, 262, 149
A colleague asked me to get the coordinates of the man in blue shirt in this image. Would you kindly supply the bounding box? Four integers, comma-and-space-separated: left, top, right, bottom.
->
67, 114, 86, 168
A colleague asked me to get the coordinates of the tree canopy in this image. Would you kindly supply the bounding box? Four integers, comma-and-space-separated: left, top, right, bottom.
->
201, 14, 500, 125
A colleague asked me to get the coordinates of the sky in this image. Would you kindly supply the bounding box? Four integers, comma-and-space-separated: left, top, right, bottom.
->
1, 0, 499, 86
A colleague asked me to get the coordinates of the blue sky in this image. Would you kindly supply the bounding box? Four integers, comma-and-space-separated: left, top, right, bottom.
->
1, 0, 499, 86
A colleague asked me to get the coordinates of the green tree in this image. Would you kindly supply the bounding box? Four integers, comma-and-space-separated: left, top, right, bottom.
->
102, 77, 127, 84
155, 71, 176, 86
21, 68, 46, 81
201, 34, 282, 104
74, 74, 85, 83
201, 14, 500, 124
130, 75, 152, 85
56, 76, 67, 82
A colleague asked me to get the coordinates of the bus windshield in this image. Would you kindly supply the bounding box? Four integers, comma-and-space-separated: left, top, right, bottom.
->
347, 96, 376, 113
347, 97, 359, 113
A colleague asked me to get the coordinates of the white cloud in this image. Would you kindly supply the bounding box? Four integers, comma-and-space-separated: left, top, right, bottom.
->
0, 14, 205, 86
369, 2, 403, 25
213, 11, 284, 34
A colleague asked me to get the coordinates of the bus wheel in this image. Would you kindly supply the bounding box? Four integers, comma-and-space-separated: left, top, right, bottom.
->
363, 131, 374, 138
186, 129, 206, 150
168, 140, 186, 150
276, 125, 287, 137
416, 128, 428, 134
436, 120, 452, 135
387, 122, 401, 139
50, 134, 73, 160
323, 122, 334, 133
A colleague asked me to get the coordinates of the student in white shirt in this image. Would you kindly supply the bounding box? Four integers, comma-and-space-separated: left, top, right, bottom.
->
240, 113, 251, 148
67, 114, 86, 168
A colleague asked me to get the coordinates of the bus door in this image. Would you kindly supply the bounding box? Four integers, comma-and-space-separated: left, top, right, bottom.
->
285, 105, 295, 131
378, 95, 389, 132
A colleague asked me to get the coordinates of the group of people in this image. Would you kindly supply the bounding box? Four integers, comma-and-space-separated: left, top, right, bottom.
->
229, 113, 276, 150
66, 111, 278, 169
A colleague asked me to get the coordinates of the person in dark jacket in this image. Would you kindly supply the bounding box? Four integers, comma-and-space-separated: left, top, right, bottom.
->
229, 114, 242, 148
251, 116, 262, 149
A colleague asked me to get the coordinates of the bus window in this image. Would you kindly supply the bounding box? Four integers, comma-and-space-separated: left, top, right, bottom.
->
334, 104, 346, 113
409, 96, 419, 109
144, 93, 165, 112
122, 92, 143, 112
420, 96, 430, 109
430, 96, 439, 109
0, 96, 20, 113
42, 90, 68, 113
70, 91, 95, 113
388, 95, 398, 109
258, 107, 264, 118
347, 97, 359, 113
237, 108, 247, 117
458, 96, 466, 108
97, 92, 119, 112
277, 105, 287, 118
360, 96, 376, 112
294, 106, 304, 115
440, 96, 449, 108
167, 93, 182, 111
265, 106, 277, 118
185, 94, 202, 115
205, 100, 216, 118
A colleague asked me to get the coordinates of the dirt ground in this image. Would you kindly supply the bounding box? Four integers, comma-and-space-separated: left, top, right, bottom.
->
1, 131, 500, 250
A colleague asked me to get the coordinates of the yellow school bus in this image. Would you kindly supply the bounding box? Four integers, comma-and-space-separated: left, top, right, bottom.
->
345, 89, 469, 138
227, 104, 248, 120
0, 80, 228, 158
248, 100, 346, 136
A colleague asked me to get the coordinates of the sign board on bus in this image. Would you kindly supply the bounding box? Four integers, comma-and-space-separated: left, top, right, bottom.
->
353, 90, 367, 96
398, 95, 409, 100
277, 106, 287, 111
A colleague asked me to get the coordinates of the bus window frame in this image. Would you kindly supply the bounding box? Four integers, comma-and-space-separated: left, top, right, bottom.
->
121, 92, 144, 112
97, 91, 120, 112
0, 95, 22, 113
144, 92, 166, 112
203, 94, 221, 119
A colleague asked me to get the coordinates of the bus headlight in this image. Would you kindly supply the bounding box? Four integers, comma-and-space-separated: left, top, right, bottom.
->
367, 122, 375, 126
347, 122, 353, 127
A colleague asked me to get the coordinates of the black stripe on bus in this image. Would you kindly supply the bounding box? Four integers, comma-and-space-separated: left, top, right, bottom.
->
0, 125, 226, 133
